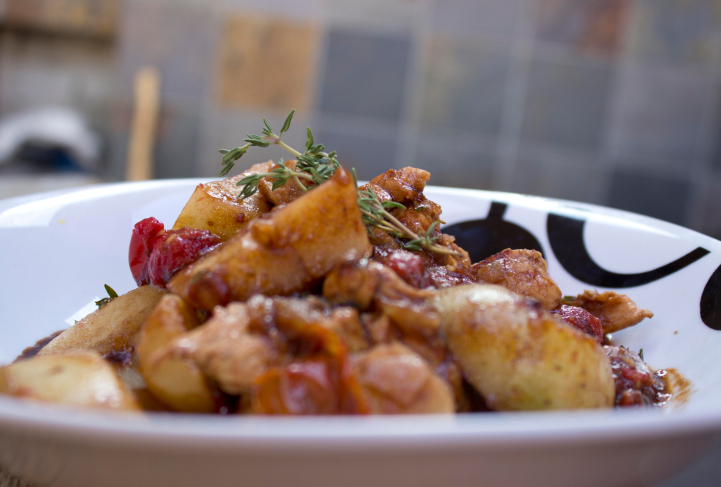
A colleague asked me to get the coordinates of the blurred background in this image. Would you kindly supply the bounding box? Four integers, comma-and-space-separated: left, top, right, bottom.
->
0, 0, 719, 243
0, 2, 720, 486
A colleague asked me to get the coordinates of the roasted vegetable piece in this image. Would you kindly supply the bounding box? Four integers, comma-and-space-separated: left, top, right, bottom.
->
168, 168, 371, 311
137, 294, 216, 413
434, 284, 614, 410
0, 352, 139, 411
38, 286, 166, 357
172, 161, 274, 241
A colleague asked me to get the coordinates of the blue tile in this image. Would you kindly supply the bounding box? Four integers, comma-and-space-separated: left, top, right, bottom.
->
154, 101, 202, 179
412, 135, 496, 190
432, 0, 524, 43
607, 168, 691, 225
314, 123, 398, 181
609, 64, 716, 164
319, 29, 411, 122
628, 0, 721, 65
534, 0, 629, 56
521, 57, 613, 150
117, 1, 217, 101
510, 145, 603, 203
419, 38, 512, 136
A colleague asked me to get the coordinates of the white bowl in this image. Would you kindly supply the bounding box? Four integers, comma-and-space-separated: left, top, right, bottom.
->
1, 180, 720, 487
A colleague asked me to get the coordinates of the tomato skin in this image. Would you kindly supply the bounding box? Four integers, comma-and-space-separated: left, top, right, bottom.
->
129, 217, 221, 287
552, 305, 603, 343
147, 229, 221, 286
129, 217, 165, 286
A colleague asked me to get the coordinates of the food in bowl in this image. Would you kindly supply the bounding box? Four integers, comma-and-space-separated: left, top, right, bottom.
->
0, 112, 674, 414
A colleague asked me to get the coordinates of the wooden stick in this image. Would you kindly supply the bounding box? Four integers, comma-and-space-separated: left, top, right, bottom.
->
126, 66, 160, 181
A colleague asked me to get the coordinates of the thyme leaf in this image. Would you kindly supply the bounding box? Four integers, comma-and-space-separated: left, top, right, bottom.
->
95, 284, 118, 309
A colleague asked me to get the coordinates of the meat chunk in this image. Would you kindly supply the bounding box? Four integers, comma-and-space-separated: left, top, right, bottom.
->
175, 296, 369, 396
352, 343, 454, 414
472, 249, 562, 310
604, 346, 669, 407
173, 302, 277, 395
567, 290, 653, 334
364, 167, 434, 205
361, 168, 469, 270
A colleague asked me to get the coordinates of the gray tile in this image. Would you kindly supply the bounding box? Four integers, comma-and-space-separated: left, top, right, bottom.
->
432, 0, 524, 43
117, 0, 217, 101
412, 135, 496, 190
609, 64, 716, 165
323, 0, 429, 28
318, 29, 411, 122
222, 0, 319, 20
154, 101, 202, 179
534, 0, 629, 56
509, 145, 604, 203
0, 32, 115, 114
606, 167, 692, 225
520, 57, 614, 150
692, 176, 721, 241
419, 38, 512, 136
627, 0, 721, 66
314, 123, 398, 181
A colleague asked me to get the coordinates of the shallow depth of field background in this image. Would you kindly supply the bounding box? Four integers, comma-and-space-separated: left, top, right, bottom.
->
0, 0, 719, 240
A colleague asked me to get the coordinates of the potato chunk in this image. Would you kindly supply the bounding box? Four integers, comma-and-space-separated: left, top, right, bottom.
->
168, 168, 371, 311
39, 285, 166, 357
137, 295, 215, 413
0, 352, 139, 411
172, 161, 273, 241
434, 284, 614, 410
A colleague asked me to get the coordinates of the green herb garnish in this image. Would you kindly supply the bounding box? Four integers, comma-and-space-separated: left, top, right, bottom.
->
95, 284, 118, 309
219, 110, 460, 257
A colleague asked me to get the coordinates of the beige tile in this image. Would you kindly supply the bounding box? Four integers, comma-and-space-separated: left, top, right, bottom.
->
216, 15, 320, 111
4, 0, 120, 39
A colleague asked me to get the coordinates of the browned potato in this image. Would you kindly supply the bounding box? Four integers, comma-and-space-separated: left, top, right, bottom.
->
434, 284, 614, 410
136, 294, 215, 413
39, 285, 166, 357
0, 352, 139, 411
172, 161, 273, 241
168, 168, 371, 311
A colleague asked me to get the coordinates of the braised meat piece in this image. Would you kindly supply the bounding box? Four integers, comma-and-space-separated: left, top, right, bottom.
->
352, 343, 454, 414
567, 290, 653, 334
604, 346, 669, 406
361, 167, 471, 271
472, 249, 562, 310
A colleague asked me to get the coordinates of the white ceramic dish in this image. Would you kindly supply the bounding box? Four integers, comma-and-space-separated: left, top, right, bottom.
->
1, 180, 721, 487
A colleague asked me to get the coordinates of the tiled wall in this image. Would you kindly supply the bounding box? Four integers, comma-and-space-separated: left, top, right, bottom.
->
1, 0, 720, 240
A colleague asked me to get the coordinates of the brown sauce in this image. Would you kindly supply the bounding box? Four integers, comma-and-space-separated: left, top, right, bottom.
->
14, 329, 65, 362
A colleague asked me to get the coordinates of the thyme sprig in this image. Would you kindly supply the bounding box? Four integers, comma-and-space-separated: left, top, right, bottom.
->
219, 109, 340, 197
219, 110, 460, 257
354, 172, 459, 256
95, 284, 118, 309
